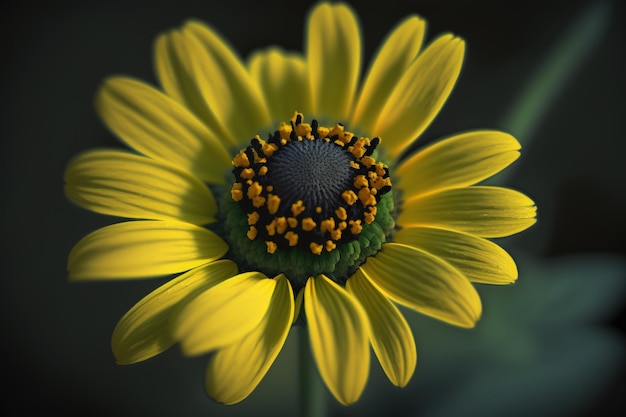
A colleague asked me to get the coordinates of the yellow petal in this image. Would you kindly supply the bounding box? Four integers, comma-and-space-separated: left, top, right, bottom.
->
154, 30, 236, 146
360, 243, 482, 328
396, 131, 521, 199
65, 149, 217, 225
112, 260, 238, 364
304, 274, 370, 405
68, 220, 227, 280
306, 2, 360, 120
374, 34, 465, 161
249, 48, 310, 124
398, 186, 537, 238
171, 272, 276, 356
394, 226, 518, 284
182, 20, 271, 146
351, 15, 425, 133
95, 77, 231, 183
205, 274, 294, 405
347, 270, 417, 387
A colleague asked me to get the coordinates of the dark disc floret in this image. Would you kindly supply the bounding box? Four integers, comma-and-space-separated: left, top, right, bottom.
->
230, 112, 392, 256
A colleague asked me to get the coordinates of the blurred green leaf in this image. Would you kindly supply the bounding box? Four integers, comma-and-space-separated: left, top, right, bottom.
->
350, 253, 626, 417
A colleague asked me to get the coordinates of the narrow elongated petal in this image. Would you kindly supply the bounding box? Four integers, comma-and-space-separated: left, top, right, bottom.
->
352, 16, 425, 132
171, 272, 276, 356
307, 2, 360, 120
304, 274, 370, 405
360, 243, 481, 328
68, 220, 227, 280
154, 30, 236, 146
249, 48, 310, 124
398, 186, 537, 238
95, 77, 231, 183
394, 226, 518, 284
205, 275, 294, 405
112, 260, 238, 364
374, 35, 464, 161
65, 149, 217, 225
182, 21, 271, 146
347, 270, 417, 387
396, 131, 521, 199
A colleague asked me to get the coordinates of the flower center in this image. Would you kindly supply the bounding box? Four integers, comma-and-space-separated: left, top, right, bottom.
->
266, 139, 353, 215
222, 112, 395, 290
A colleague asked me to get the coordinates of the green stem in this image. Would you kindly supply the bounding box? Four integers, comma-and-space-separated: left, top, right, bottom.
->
298, 326, 326, 417
489, 0, 609, 185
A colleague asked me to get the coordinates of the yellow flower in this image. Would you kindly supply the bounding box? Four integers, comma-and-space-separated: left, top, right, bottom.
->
65, 2, 536, 407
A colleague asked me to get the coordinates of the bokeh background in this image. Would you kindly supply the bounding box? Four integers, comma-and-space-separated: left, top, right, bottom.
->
2, 0, 625, 416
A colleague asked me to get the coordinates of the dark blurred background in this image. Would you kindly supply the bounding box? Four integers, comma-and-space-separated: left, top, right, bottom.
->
2, 0, 624, 416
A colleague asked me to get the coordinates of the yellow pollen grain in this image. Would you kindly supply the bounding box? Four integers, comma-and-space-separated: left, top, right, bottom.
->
252, 196, 266, 208
335, 207, 347, 221
342, 190, 358, 205
325, 240, 337, 252
278, 123, 292, 140
334, 140, 345, 147
349, 219, 362, 234
247, 226, 257, 240
349, 140, 366, 159
364, 212, 375, 224
276, 217, 288, 234
329, 228, 342, 240
361, 156, 375, 168
370, 176, 387, 189
353, 147, 366, 159
240, 168, 255, 180
247, 181, 262, 199
266, 219, 277, 236
353, 175, 368, 189
338, 221, 347, 230
291, 200, 305, 217
266, 241, 278, 254
349, 161, 360, 169
320, 218, 336, 234
266, 185, 274, 192
315, 206, 322, 214
317, 126, 330, 137
369, 206, 378, 216
287, 217, 298, 228
258, 166, 268, 176
358, 187, 376, 206
233, 151, 250, 168
267, 194, 281, 215
231, 188, 243, 202
302, 217, 316, 231
295, 122, 312, 137
376, 162, 386, 176
263, 143, 278, 157
247, 211, 260, 225
309, 242, 323, 255
328, 125, 344, 138
285, 231, 299, 246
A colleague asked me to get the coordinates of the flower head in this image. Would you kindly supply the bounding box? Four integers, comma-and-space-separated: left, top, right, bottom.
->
65, 2, 536, 406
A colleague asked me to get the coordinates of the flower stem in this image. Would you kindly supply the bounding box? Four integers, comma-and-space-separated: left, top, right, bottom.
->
298, 326, 326, 417
489, 0, 609, 185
